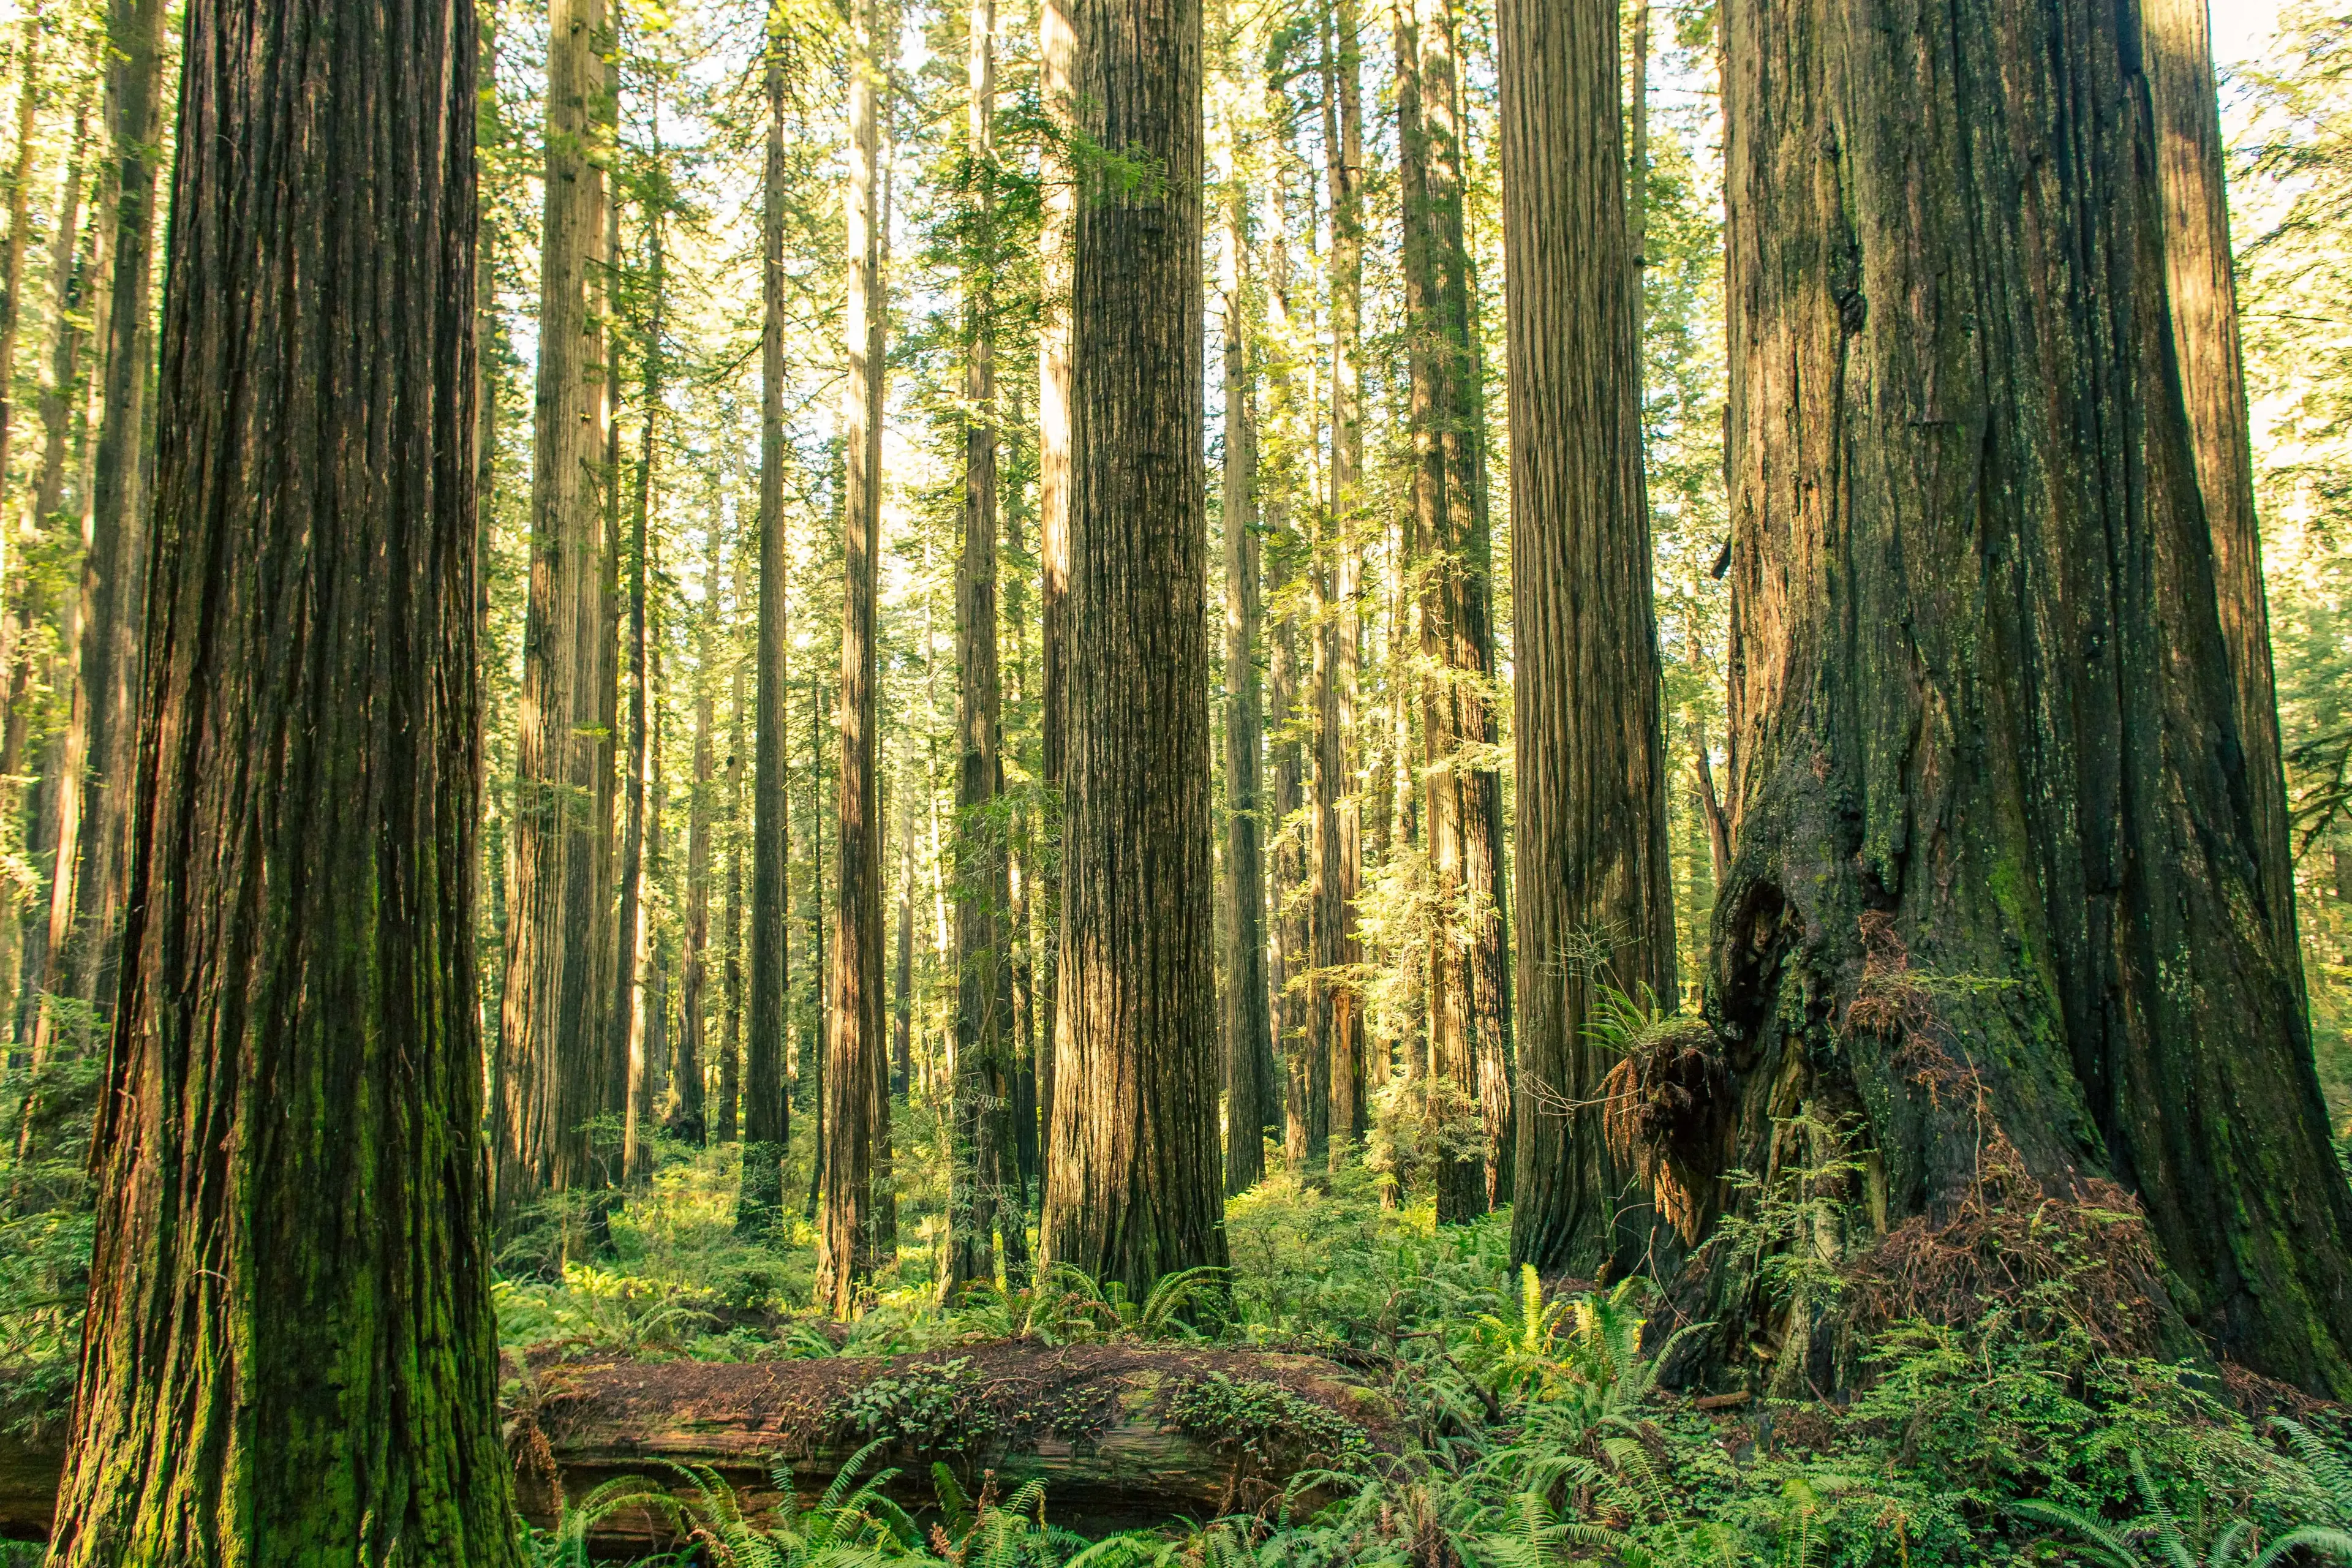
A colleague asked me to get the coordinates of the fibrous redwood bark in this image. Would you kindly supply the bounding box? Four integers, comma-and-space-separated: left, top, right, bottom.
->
1395, 0, 1509, 1223
818, 0, 889, 1311
1219, 165, 1273, 1197
501, 0, 616, 1221
1043, 0, 1228, 1297
740, 7, 793, 1231
1693, 0, 2352, 1398
947, 0, 1027, 1291
1498, 0, 1679, 1281
43, 0, 519, 1546
1319, 1, 1367, 1159
1035, 0, 1074, 1210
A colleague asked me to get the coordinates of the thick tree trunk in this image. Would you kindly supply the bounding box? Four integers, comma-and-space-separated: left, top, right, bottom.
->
948, 0, 1026, 1291
1268, 545, 1311, 1170
500, 0, 615, 1224
1035, 0, 1074, 1212
1043, 0, 1226, 1297
679, 579, 712, 1147
740, 12, 793, 1231
2146, 0, 2297, 975
1499, 0, 1679, 1282
818, 0, 889, 1310
1689, 0, 2352, 1400
1220, 173, 1272, 1197
41, 0, 520, 1547
1396, 0, 1506, 1223
1321, 2, 1367, 1160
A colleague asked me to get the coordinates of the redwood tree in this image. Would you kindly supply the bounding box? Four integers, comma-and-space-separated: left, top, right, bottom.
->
1498, 0, 1678, 1281
1690, 0, 2352, 1398
1042, 0, 1228, 1297
46, 0, 520, 1547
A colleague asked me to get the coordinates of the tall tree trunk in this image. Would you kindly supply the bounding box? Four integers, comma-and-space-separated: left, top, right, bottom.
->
33, 0, 165, 1066
1690, 0, 2352, 1400
0, 20, 40, 570
499, 0, 614, 1225
1321, 0, 1366, 1159
894, 736, 916, 1096
1498, 0, 1678, 1281
43, 0, 521, 1545
741, 10, 793, 1231
1396, 0, 1504, 1223
614, 116, 663, 1188
818, 0, 889, 1311
2146, 0, 2297, 978
1042, 0, 1226, 1298
1035, 0, 1074, 1210
1219, 170, 1272, 1196
720, 497, 750, 1144
948, 0, 1025, 1292
27, 90, 93, 541
679, 519, 715, 1147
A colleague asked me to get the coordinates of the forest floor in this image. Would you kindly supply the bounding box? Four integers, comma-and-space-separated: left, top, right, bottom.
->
6, 1080, 2352, 1564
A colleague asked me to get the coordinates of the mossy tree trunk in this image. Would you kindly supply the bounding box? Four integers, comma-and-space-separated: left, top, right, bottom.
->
1042, 0, 1229, 1298
1498, 0, 1679, 1281
44, 0, 521, 1545
1691, 0, 2352, 1399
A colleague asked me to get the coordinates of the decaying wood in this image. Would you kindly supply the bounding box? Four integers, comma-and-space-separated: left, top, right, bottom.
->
2, 1344, 1393, 1550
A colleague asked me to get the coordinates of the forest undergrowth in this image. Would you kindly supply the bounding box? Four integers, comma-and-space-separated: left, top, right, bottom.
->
7, 1063, 2352, 1568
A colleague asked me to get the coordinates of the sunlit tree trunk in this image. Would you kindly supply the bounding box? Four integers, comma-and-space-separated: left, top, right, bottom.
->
1498, 0, 1678, 1281
1042, 0, 1227, 1298
1035, 0, 1074, 1209
818, 0, 889, 1310
43, 0, 521, 1544
1690, 0, 2352, 1399
1321, 0, 1367, 1159
1396, 0, 1506, 1222
500, 0, 614, 1225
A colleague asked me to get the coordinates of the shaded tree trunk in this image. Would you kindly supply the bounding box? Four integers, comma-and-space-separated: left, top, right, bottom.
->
1498, 0, 1679, 1282
1687, 0, 2352, 1400
720, 495, 750, 1144
1220, 172, 1272, 1197
740, 9, 793, 1232
43, 0, 521, 1545
500, 0, 616, 1226
818, 0, 889, 1310
678, 526, 714, 1147
948, 0, 1027, 1293
1042, 0, 1227, 1298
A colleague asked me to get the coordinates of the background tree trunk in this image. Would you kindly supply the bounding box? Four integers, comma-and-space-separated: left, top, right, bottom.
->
818, 0, 889, 1310
740, 9, 792, 1232
1396, 0, 1505, 1223
948, 0, 1025, 1291
500, 0, 614, 1226
1220, 171, 1272, 1197
1499, 0, 1679, 1281
43, 0, 521, 1544
1694, 0, 2352, 1400
1043, 0, 1227, 1298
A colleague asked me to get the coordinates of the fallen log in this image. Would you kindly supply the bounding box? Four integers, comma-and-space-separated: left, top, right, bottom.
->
3, 1341, 1395, 1550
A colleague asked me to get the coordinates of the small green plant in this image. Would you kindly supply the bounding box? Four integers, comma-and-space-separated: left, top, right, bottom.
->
841, 1357, 1000, 1452
2014, 1450, 2352, 1568
1163, 1371, 1373, 1471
